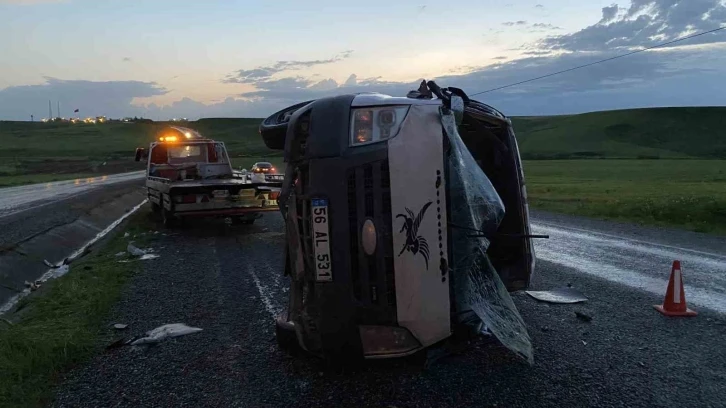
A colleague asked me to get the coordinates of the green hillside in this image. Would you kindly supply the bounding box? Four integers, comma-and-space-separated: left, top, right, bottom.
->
511, 107, 726, 159
3, 106, 726, 163
2, 108, 725, 233
0, 119, 280, 186
0, 118, 274, 158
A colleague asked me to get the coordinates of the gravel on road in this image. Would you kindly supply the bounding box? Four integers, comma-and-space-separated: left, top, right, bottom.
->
52, 211, 726, 408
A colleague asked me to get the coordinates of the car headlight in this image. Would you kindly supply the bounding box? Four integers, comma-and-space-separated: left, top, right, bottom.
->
350, 106, 410, 147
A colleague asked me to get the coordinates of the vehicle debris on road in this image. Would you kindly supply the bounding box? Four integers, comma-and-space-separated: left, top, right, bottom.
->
106, 323, 203, 349
24, 280, 42, 291
525, 287, 588, 304
43, 258, 70, 269
127, 243, 147, 257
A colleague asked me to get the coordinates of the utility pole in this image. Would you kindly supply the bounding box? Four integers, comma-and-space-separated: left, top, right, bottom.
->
57, 100, 60, 119
49, 100, 53, 120
31, 114, 34, 122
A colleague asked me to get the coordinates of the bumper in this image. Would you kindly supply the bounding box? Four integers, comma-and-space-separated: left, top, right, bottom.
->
284, 318, 425, 359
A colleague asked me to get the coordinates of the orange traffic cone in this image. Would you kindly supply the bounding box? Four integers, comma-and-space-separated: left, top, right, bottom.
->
654, 260, 697, 317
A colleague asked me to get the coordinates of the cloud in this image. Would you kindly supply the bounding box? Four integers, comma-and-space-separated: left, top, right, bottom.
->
537, 0, 726, 52
0, 77, 167, 119
600, 4, 620, 23
0, 0, 65, 4
344, 74, 358, 86
3, 2, 726, 121
214, 0, 726, 117
531, 23, 563, 30
122, 57, 131, 62
535, 4, 544, 8
307, 78, 338, 91
493, 56, 509, 60
522, 50, 555, 56
223, 51, 354, 85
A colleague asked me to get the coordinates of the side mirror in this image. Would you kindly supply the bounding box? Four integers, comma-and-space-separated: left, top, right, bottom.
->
259, 100, 314, 150
134, 147, 147, 162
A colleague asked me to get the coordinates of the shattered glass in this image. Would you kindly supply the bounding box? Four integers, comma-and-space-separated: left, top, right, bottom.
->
441, 96, 534, 364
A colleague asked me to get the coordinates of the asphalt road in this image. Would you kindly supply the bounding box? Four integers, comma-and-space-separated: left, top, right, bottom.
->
51, 209, 726, 408
0, 175, 146, 309
0, 171, 144, 219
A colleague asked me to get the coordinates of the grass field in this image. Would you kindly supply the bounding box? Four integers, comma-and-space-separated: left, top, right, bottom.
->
0, 212, 154, 408
3, 107, 726, 232
513, 107, 726, 160
524, 160, 726, 233
0, 119, 280, 186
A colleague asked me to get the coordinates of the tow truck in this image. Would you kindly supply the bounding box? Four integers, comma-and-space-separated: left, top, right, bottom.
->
134, 126, 283, 226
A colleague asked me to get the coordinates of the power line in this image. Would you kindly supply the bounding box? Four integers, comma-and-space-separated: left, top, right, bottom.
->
469, 26, 726, 97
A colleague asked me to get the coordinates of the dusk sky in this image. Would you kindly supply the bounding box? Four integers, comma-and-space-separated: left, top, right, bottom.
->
1, 0, 724, 120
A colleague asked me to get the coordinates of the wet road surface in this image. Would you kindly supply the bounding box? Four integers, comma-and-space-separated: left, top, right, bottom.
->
52, 209, 726, 407
0, 171, 144, 218
0, 177, 146, 309
531, 214, 726, 314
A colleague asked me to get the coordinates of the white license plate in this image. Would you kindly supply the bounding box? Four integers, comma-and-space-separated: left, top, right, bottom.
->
213, 189, 229, 198
311, 198, 332, 282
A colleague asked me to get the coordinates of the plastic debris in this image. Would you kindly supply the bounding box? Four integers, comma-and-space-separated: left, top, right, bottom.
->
43, 258, 70, 269
51, 264, 70, 278
107, 323, 202, 349
139, 254, 160, 260
115, 252, 126, 257
525, 287, 588, 304
130, 323, 202, 345
124, 232, 130, 238
113, 323, 129, 330
127, 243, 147, 257
24, 281, 41, 291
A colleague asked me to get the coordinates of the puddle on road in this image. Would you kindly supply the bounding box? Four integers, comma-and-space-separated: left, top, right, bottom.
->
0, 199, 149, 316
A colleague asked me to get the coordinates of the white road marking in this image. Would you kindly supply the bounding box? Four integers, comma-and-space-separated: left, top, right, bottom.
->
532, 221, 726, 314
247, 264, 282, 319
0, 198, 149, 316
